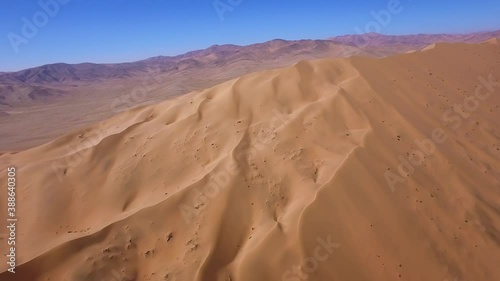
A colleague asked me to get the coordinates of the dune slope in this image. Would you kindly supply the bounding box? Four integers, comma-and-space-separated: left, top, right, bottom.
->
0, 41, 499, 281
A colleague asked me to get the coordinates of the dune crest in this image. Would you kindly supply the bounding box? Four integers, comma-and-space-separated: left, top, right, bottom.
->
1, 42, 499, 281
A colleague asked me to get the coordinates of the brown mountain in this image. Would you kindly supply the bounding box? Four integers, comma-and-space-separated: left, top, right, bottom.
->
329, 30, 500, 47
3, 30, 499, 87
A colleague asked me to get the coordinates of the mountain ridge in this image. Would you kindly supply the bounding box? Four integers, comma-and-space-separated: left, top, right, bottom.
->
2, 30, 499, 84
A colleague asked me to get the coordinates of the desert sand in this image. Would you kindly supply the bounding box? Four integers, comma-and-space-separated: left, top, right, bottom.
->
0, 40, 499, 281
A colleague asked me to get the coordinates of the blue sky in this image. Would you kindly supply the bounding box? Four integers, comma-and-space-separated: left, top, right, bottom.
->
1, 0, 499, 71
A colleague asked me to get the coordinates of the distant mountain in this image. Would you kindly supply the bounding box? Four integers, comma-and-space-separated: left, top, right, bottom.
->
2, 30, 499, 85
0, 62, 153, 84
0, 30, 498, 106
1, 39, 359, 82
329, 30, 500, 47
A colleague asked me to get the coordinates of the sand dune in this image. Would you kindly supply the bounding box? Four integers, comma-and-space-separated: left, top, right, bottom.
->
0, 41, 499, 281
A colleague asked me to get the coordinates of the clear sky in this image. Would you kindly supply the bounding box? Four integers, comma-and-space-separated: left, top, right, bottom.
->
1, 0, 499, 71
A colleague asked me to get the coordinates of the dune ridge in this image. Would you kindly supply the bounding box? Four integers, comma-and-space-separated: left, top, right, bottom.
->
0, 41, 499, 281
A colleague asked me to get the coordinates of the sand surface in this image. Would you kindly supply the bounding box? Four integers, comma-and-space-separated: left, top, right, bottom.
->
0, 41, 499, 281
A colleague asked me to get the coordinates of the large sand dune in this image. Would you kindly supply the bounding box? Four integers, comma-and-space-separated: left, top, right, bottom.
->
0, 41, 499, 281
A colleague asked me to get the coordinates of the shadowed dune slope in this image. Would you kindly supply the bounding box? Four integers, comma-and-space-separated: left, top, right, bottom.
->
0, 41, 499, 281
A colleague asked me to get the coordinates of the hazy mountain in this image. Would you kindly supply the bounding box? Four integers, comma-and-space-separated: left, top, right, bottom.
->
2, 30, 498, 88
329, 30, 500, 47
